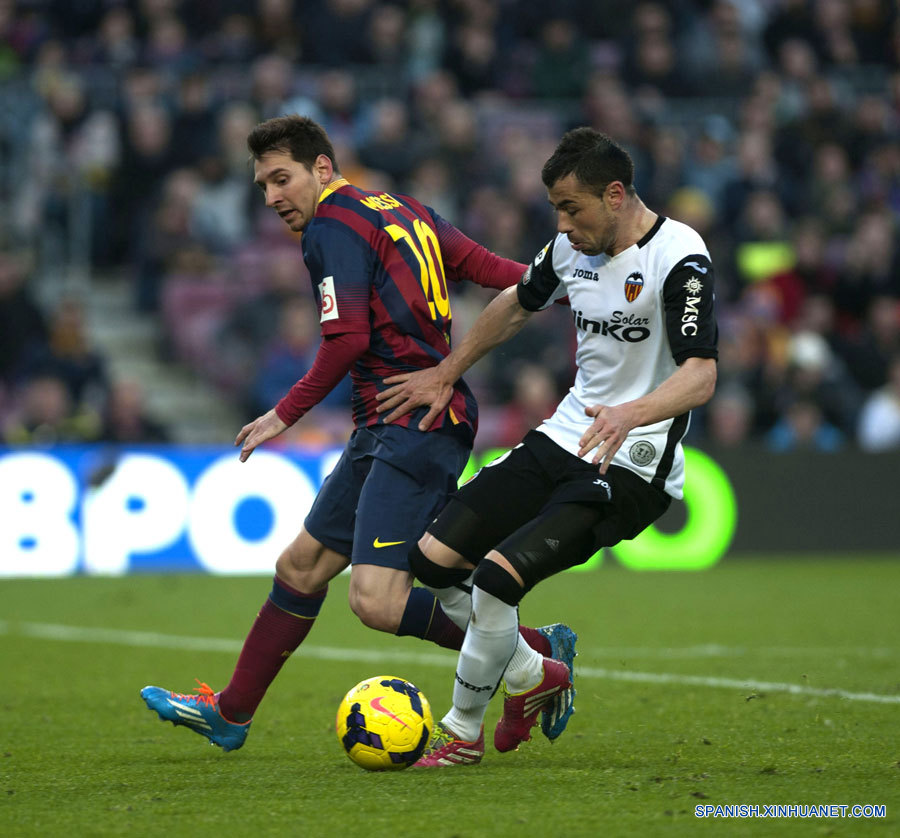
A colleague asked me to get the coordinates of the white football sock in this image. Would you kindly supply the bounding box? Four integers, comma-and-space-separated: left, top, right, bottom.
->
503, 633, 545, 694
443, 585, 517, 742
425, 572, 473, 630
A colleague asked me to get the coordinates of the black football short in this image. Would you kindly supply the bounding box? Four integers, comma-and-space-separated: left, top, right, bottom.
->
427, 430, 671, 589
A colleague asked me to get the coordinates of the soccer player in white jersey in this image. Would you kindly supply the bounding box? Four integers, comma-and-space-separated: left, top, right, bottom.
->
376, 127, 719, 766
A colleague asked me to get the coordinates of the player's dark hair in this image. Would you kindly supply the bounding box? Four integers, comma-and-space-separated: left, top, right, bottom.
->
541, 127, 635, 197
247, 114, 340, 172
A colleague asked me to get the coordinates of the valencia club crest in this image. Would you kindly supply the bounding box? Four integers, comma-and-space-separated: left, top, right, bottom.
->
624, 271, 644, 303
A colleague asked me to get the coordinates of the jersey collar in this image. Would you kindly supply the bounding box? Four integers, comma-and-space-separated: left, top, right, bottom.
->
318, 177, 350, 205
637, 215, 665, 248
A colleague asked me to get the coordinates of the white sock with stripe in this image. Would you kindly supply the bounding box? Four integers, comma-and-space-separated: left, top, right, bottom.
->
503, 633, 545, 694
442, 585, 517, 742
425, 572, 473, 630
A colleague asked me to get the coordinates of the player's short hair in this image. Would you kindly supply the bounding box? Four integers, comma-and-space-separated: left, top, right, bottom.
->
541, 127, 635, 197
247, 114, 340, 172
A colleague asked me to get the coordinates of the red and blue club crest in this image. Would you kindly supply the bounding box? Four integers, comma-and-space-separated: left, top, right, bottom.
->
624, 271, 644, 303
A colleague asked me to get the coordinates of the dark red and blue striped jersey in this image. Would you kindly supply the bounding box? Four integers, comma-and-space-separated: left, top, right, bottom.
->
291, 179, 523, 442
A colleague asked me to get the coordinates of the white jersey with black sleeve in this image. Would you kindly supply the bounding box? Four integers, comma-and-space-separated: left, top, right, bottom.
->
516, 216, 718, 499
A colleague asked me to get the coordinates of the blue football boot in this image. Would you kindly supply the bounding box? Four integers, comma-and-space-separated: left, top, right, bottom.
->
141, 680, 250, 752
536, 623, 577, 741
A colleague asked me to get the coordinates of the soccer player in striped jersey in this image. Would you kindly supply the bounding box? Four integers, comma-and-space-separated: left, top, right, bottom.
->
141, 115, 575, 751
377, 127, 718, 765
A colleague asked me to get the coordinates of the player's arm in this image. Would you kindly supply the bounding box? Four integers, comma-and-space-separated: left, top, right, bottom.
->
237, 223, 373, 461
376, 285, 533, 429
580, 253, 719, 472
236, 331, 368, 461
579, 357, 717, 471
376, 238, 563, 428
433, 215, 525, 289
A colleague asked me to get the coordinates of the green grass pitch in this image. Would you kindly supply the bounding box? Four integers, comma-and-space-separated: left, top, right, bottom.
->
2, 557, 898, 837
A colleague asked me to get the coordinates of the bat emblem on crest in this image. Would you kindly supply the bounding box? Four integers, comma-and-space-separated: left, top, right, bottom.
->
624, 271, 644, 303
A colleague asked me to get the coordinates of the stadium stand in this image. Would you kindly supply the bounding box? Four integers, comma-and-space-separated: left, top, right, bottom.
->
1, 0, 898, 449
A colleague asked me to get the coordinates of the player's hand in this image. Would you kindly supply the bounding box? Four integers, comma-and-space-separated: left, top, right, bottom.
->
375, 368, 453, 430
578, 404, 634, 473
235, 408, 288, 462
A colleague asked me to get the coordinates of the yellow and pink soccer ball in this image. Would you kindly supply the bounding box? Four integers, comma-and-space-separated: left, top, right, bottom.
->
335, 675, 433, 771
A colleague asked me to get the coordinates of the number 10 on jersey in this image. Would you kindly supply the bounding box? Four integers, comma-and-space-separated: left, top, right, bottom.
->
386, 220, 452, 323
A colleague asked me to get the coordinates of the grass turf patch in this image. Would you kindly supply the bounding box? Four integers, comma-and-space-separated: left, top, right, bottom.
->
1, 557, 898, 837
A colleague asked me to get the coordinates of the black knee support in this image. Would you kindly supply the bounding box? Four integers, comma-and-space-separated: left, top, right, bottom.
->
408, 543, 472, 589
507, 537, 594, 590
472, 560, 524, 607
428, 498, 490, 566
504, 502, 602, 590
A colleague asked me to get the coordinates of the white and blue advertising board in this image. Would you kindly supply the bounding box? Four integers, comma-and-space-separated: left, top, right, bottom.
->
0, 444, 740, 577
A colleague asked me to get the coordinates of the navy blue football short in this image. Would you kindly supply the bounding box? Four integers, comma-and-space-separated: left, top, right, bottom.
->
304, 424, 470, 570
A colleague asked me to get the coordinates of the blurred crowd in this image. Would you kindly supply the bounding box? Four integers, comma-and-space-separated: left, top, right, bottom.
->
1, 0, 899, 453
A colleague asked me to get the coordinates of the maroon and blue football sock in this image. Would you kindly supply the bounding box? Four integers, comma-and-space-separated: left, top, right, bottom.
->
397, 586, 466, 649
217, 577, 327, 723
